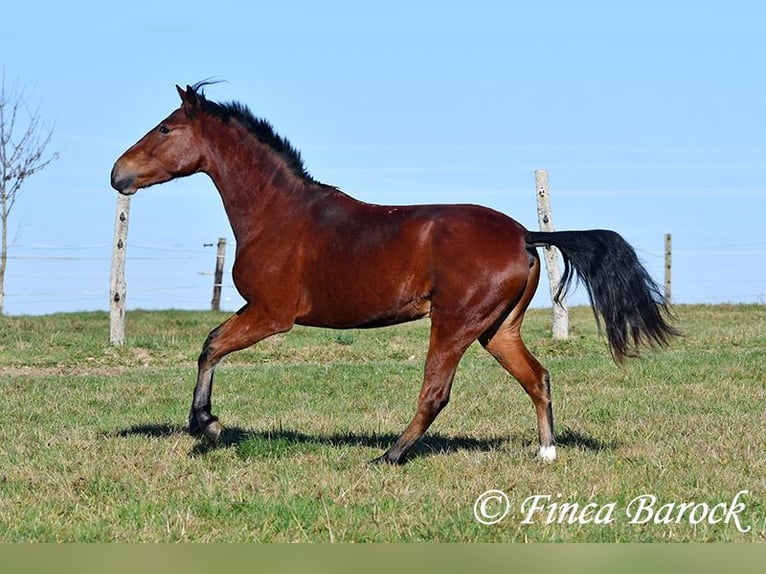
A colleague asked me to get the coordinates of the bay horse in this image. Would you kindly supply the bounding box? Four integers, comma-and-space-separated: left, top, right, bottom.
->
111, 83, 676, 464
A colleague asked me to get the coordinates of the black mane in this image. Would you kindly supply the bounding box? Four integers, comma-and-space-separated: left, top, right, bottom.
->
191, 82, 316, 183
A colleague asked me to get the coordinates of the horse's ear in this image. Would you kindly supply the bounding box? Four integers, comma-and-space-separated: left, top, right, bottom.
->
177, 84, 199, 117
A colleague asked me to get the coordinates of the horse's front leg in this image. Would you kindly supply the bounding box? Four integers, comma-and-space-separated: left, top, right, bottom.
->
187, 337, 224, 443
188, 304, 292, 444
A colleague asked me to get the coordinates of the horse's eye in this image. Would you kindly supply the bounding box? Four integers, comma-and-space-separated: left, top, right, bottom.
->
159, 124, 170, 135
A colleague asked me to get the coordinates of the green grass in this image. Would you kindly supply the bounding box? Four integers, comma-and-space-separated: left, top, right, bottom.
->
0, 305, 764, 542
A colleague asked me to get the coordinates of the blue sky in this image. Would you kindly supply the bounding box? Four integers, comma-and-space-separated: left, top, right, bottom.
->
2, 0, 764, 315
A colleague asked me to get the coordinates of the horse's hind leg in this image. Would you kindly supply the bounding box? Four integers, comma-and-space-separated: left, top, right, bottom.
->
481, 321, 556, 461
479, 253, 555, 460
190, 304, 292, 444
374, 316, 473, 465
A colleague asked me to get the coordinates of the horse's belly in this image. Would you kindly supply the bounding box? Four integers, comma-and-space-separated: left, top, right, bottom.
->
295, 286, 432, 329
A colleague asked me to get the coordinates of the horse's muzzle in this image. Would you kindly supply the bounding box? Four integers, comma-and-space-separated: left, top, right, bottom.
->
110, 163, 137, 195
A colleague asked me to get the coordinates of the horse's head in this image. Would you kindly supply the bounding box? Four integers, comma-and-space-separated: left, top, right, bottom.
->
111, 85, 206, 195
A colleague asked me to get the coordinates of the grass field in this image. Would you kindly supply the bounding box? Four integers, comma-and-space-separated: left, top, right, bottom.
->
0, 304, 763, 542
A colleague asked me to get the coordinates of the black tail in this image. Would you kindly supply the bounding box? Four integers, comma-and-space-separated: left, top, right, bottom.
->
526, 229, 679, 362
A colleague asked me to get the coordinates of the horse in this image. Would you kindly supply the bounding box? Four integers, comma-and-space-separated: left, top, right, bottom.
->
111, 83, 677, 464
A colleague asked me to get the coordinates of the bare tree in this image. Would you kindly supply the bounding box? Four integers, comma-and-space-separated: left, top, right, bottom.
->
0, 73, 58, 314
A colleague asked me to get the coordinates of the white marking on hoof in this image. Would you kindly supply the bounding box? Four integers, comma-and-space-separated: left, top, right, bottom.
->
538, 445, 557, 461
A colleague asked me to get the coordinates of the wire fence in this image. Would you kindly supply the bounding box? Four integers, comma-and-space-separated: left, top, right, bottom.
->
3, 238, 765, 316
4, 242, 242, 315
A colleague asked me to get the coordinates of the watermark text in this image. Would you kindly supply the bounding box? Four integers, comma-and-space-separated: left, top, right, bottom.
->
473, 489, 751, 533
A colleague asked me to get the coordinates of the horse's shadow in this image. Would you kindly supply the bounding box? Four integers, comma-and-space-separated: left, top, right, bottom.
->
114, 422, 614, 461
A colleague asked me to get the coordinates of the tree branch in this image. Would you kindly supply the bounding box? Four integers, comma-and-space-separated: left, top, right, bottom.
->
0, 74, 58, 217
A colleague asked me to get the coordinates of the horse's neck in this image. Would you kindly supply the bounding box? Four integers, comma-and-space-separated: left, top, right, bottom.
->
203, 126, 307, 243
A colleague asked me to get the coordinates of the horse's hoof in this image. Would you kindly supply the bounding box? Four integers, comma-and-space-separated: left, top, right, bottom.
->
370, 451, 405, 465
538, 445, 557, 461
203, 419, 223, 444
188, 419, 202, 437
